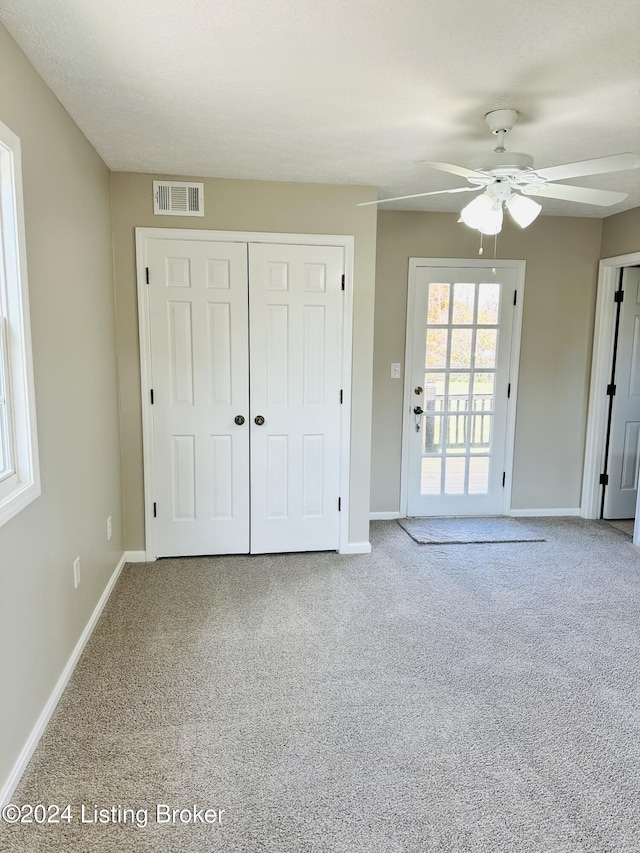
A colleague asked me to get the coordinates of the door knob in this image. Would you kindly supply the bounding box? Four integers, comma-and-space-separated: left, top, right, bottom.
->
234, 415, 245, 425
413, 406, 424, 415
254, 415, 265, 426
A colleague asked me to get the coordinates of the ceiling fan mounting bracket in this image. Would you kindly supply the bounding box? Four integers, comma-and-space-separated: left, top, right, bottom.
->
484, 109, 519, 135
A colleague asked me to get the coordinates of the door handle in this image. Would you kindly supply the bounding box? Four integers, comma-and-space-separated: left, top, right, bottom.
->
254, 415, 265, 426
413, 406, 424, 415
234, 415, 245, 425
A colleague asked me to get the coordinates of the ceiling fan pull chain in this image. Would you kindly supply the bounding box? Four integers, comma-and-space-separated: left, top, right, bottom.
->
478, 233, 484, 256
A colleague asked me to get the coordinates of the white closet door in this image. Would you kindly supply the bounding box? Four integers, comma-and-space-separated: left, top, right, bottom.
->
248, 244, 344, 553
148, 238, 250, 556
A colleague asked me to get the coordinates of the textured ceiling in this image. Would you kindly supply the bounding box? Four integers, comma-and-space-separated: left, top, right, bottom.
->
1, 0, 640, 217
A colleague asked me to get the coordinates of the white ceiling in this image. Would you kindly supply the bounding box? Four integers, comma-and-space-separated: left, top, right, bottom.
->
2, 0, 640, 217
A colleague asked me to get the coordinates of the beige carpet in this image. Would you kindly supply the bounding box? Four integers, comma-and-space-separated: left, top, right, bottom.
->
3, 518, 640, 852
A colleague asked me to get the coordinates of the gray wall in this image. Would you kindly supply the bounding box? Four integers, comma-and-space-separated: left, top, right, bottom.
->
371, 210, 602, 513
110, 173, 378, 550
0, 26, 122, 791
601, 207, 640, 258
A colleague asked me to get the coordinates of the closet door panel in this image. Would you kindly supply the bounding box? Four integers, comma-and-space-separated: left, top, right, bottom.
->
147, 238, 250, 556
249, 244, 344, 553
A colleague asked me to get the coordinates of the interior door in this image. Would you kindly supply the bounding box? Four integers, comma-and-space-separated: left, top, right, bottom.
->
248, 243, 344, 553
406, 266, 517, 517
147, 238, 250, 556
603, 267, 640, 519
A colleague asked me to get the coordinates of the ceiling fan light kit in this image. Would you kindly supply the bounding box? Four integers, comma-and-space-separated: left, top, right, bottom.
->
360, 107, 640, 244
505, 193, 542, 228
460, 192, 503, 234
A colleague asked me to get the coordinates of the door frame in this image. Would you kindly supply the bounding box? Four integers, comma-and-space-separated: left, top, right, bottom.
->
135, 227, 355, 559
399, 257, 526, 518
581, 251, 640, 542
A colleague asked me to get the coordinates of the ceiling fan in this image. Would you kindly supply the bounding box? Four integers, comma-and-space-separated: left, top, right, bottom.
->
359, 109, 640, 235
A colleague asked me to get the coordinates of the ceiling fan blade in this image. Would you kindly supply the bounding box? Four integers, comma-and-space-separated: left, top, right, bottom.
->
525, 183, 628, 206
356, 186, 482, 207
416, 160, 486, 180
535, 153, 640, 182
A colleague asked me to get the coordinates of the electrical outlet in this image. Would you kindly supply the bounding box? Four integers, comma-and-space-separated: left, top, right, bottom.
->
107, 515, 112, 541
391, 362, 402, 379
73, 557, 81, 588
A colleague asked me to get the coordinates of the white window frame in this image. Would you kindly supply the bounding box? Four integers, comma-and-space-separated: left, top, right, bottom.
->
0, 118, 40, 526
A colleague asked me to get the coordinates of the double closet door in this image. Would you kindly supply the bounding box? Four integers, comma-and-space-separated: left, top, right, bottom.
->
145, 236, 344, 557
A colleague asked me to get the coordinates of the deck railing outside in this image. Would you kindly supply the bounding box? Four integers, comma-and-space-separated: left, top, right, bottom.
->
425, 389, 493, 453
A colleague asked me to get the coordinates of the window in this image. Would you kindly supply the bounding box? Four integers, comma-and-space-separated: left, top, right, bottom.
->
0, 118, 39, 526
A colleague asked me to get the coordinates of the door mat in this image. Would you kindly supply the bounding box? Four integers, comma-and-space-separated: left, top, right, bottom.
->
396, 517, 546, 545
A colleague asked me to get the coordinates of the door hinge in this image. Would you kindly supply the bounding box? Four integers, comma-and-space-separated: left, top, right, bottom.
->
341, 274, 345, 291
150, 388, 154, 404
614, 290, 624, 303
145, 267, 150, 284
513, 290, 517, 306
340, 389, 343, 404
153, 502, 157, 517
338, 497, 342, 511
507, 382, 511, 399
607, 383, 616, 397
502, 472, 506, 487
599, 473, 609, 486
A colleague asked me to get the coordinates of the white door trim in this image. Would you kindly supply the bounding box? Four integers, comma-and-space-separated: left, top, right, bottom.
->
581, 252, 640, 529
135, 227, 355, 558
399, 257, 526, 518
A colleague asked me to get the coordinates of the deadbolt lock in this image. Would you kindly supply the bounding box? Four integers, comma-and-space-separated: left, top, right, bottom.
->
414, 386, 423, 396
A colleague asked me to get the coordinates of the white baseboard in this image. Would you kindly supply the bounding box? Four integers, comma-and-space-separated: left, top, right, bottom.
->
340, 541, 372, 554
510, 508, 582, 517
369, 511, 400, 520
0, 552, 127, 807
124, 550, 149, 563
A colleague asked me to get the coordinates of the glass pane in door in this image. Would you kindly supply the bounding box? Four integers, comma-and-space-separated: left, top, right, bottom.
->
421, 457, 442, 494
427, 283, 450, 324
450, 329, 472, 368
468, 457, 490, 494
477, 283, 500, 324
425, 329, 448, 368
451, 283, 475, 324
444, 457, 466, 494
420, 279, 501, 497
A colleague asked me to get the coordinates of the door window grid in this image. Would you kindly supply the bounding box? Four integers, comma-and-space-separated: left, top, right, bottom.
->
422, 280, 501, 496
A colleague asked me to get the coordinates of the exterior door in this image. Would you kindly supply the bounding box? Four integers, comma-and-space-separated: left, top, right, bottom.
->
248, 244, 344, 553
603, 267, 640, 519
147, 237, 250, 557
406, 265, 518, 516
145, 235, 344, 556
